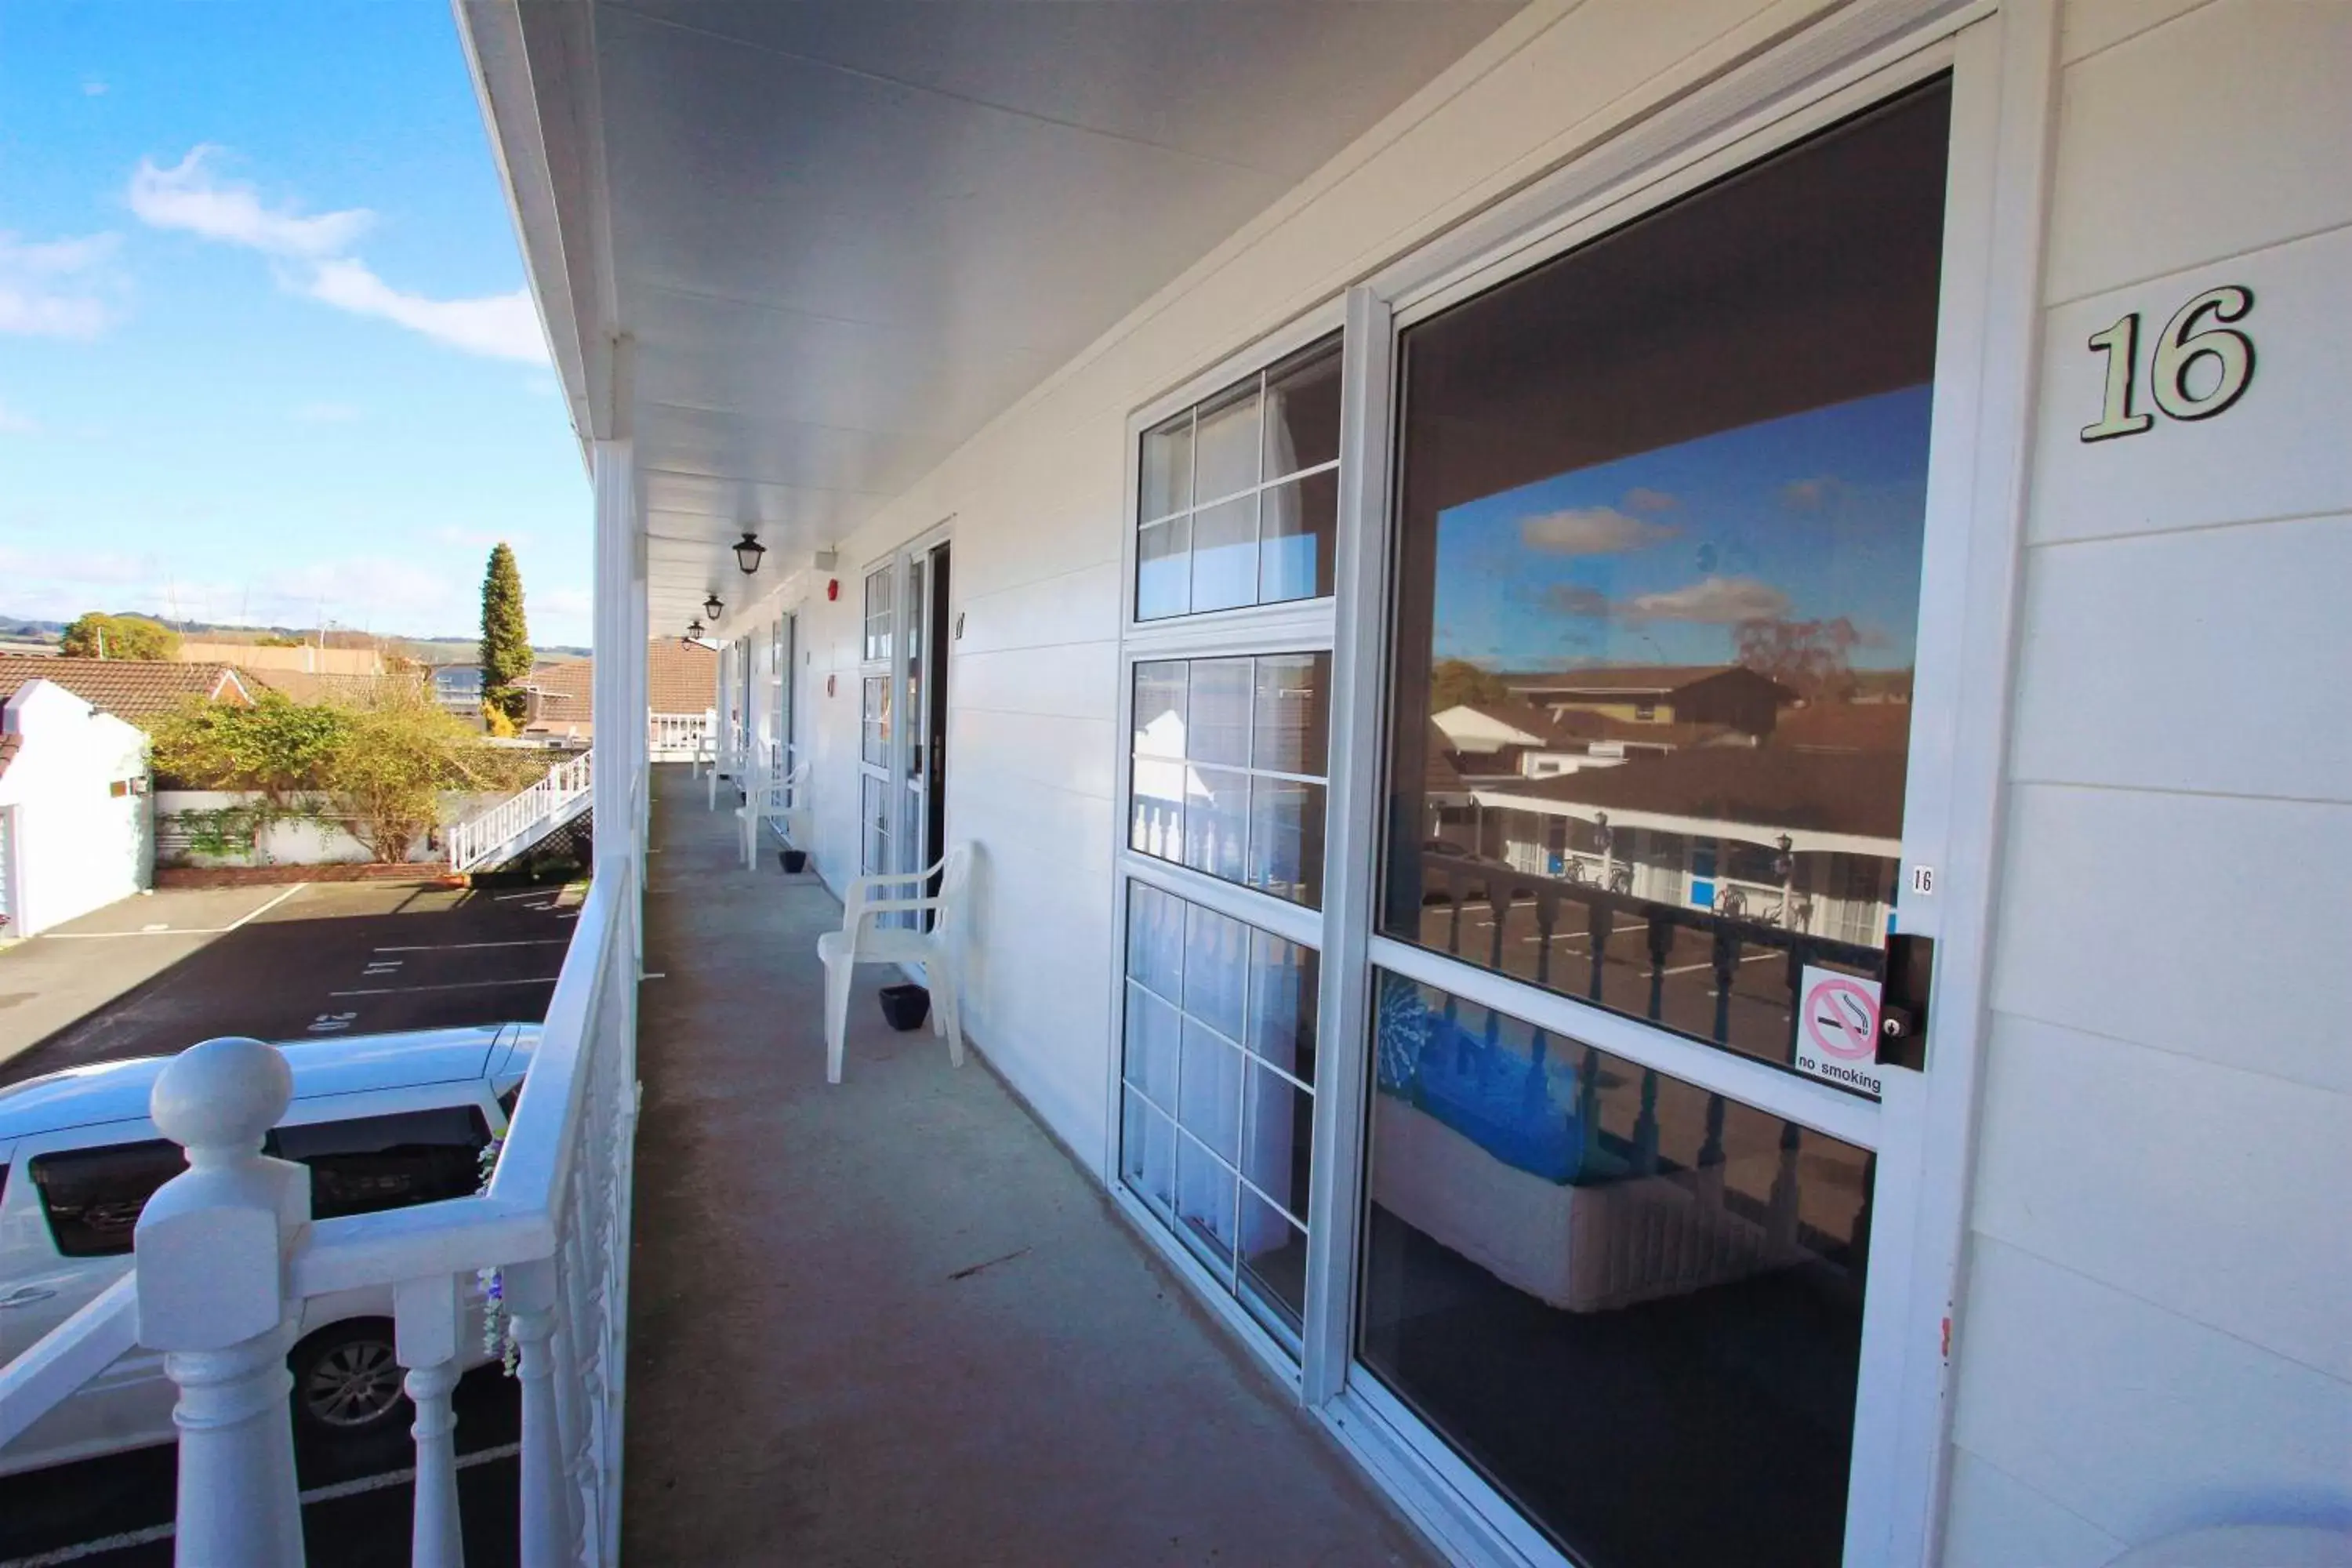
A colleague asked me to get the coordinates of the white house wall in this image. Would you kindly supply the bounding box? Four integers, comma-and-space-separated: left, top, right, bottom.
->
743, 0, 2350, 1555
0, 684, 151, 935
1948, 2, 2352, 1561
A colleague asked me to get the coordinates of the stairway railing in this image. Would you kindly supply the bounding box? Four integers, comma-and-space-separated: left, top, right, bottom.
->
448, 750, 595, 872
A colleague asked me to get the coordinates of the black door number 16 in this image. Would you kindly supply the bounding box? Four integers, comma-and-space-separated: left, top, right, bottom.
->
2080, 285, 2256, 442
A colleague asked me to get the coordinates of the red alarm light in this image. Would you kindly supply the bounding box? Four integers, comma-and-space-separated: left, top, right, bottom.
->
826, 578, 840, 601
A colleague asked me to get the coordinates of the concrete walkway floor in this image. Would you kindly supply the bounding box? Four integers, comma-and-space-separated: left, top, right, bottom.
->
623, 765, 1436, 1566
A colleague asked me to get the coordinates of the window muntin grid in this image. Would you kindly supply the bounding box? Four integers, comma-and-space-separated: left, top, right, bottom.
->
1131, 653, 1330, 908
1120, 880, 1319, 1346
1135, 336, 1342, 621
862, 567, 894, 662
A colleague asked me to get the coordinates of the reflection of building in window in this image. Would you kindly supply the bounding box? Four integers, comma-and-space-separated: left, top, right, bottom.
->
1505, 664, 1796, 736
1471, 747, 1904, 945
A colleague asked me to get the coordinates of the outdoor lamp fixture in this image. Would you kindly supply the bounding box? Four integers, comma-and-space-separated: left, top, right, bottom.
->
684, 618, 705, 640
703, 592, 724, 620
732, 532, 767, 575
1774, 833, 1795, 878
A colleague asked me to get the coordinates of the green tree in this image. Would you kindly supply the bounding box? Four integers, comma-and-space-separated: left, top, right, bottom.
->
148, 691, 354, 804
1428, 658, 1509, 713
60, 612, 181, 661
327, 678, 534, 862
479, 543, 532, 724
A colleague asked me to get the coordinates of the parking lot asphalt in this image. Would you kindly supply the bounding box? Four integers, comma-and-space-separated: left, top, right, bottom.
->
0, 874, 577, 1566
0, 878, 579, 1088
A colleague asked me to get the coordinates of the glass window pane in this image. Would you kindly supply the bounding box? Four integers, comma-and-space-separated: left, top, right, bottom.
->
1132, 662, 1187, 757
1126, 880, 1185, 1004
1174, 1131, 1239, 1278
1251, 653, 1330, 776
1131, 755, 1186, 862
860, 677, 890, 767
1244, 928, 1319, 1086
1239, 1189, 1308, 1340
1188, 495, 1258, 615
1379, 81, 1951, 1082
276, 1108, 491, 1221
1360, 970, 1875, 1566
1263, 339, 1341, 478
1136, 517, 1191, 621
1178, 1019, 1244, 1169
1123, 982, 1182, 1111
1246, 775, 1325, 906
1240, 1061, 1312, 1225
1192, 382, 1261, 503
1121, 1089, 1176, 1224
863, 567, 894, 662
31, 1141, 183, 1258
1181, 899, 1249, 1044
1183, 765, 1247, 886
1258, 469, 1337, 604
1141, 413, 1192, 521
1185, 659, 1252, 766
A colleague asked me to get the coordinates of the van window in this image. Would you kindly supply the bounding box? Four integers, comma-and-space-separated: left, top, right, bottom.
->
270, 1106, 491, 1221
30, 1141, 185, 1258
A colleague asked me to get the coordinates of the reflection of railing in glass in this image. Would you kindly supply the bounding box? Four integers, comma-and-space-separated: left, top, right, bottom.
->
1413, 850, 1882, 1087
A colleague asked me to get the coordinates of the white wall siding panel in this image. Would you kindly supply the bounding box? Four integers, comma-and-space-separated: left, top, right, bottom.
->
1951, 1239, 2352, 1544
953, 561, 1123, 658
1957, 0, 2352, 1552
2027, 224, 2352, 546
954, 643, 1122, 726
953, 710, 1121, 816
2042, 0, 2352, 305
1991, 783, 2352, 1094
2009, 514, 2352, 799
1940, 1448, 2125, 1568
1972, 1011, 2352, 1379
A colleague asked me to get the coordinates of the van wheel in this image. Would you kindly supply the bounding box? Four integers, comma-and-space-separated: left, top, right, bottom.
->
290, 1321, 408, 1439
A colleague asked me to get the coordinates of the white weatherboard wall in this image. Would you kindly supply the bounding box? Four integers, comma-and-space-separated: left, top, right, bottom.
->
726, 0, 2352, 1557
0, 681, 151, 935
1944, 2, 2352, 1563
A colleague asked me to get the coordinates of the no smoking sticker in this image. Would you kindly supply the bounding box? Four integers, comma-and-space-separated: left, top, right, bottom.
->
1795, 965, 1883, 1100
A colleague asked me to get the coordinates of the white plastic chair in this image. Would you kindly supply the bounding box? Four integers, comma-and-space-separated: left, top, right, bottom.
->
817, 844, 971, 1084
737, 760, 811, 870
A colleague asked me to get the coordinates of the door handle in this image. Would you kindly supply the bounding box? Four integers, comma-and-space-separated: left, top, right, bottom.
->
0, 1287, 59, 1308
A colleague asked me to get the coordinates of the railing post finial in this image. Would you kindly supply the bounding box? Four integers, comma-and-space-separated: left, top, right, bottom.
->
138, 1036, 310, 1568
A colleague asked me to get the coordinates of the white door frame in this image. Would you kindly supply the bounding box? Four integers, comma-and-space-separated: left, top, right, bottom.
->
859, 519, 955, 884
1093, 2, 2060, 1565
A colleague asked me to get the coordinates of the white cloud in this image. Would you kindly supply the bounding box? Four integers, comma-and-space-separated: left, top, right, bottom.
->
125, 145, 547, 365
305, 258, 546, 365
291, 401, 360, 424
1622, 487, 1678, 514
1519, 506, 1677, 556
129, 146, 372, 258
0, 401, 36, 434
0, 231, 124, 337
1621, 575, 1791, 625
82, 79, 108, 97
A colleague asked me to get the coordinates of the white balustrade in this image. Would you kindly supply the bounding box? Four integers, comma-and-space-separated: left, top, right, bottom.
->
647, 711, 712, 764
447, 750, 596, 873
0, 853, 644, 1568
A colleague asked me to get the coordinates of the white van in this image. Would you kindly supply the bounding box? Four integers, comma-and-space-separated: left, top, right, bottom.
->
0, 1024, 537, 1477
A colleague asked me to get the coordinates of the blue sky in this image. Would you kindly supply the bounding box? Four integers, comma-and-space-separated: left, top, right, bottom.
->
1430, 385, 1933, 672
0, 2, 589, 645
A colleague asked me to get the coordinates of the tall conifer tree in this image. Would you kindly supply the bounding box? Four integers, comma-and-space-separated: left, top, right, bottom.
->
479, 543, 532, 724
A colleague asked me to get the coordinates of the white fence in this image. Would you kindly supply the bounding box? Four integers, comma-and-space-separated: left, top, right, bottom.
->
0, 858, 642, 1566
447, 752, 594, 873
647, 711, 712, 764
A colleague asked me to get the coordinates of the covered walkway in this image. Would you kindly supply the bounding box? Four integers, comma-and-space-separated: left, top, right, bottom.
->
624, 764, 1433, 1564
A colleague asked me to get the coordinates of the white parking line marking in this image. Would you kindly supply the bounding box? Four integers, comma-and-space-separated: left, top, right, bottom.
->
36, 885, 304, 940
371, 939, 571, 953
0, 1443, 522, 1568
328, 977, 562, 997
223, 884, 306, 931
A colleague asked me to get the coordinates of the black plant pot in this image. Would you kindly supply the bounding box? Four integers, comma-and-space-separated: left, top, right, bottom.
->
878, 983, 931, 1033
779, 848, 808, 873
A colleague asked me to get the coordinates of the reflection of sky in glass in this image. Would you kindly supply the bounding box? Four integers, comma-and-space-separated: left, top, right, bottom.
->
1431, 386, 1932, 671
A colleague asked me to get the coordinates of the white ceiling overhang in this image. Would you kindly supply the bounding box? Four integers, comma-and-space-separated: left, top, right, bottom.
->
456, 0, 1525, 634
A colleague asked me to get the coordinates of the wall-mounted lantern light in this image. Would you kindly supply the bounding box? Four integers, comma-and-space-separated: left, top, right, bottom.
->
733, 532, 766, 575
703, 592, 724, 620
685, 618, 705, 639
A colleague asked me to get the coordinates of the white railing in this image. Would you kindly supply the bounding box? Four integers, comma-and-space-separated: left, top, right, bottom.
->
648, 710, 712, 764
448, 750, 595, 872
0, 860, 641, 1566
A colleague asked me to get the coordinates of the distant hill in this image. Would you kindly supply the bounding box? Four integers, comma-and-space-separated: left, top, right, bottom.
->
4, 613, 585, 666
